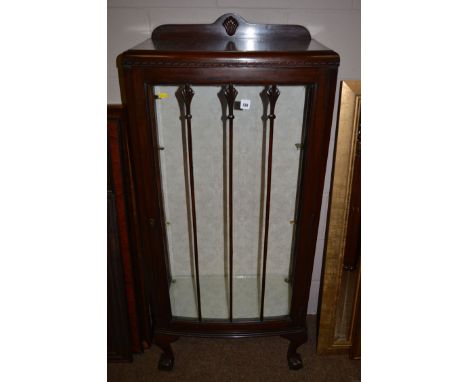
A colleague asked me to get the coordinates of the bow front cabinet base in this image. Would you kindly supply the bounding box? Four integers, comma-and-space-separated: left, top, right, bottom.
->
117, 14, 339, 370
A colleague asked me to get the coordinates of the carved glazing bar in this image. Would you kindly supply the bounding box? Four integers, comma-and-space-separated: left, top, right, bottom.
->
223, 83, 238, 322
260, 85, 280, 321
181, 84, 202, 321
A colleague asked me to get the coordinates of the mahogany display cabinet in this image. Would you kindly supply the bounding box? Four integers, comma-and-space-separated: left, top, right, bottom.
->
117, 14, 339, 370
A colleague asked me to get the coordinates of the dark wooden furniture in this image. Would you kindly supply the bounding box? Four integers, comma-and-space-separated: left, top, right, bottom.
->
117, 14, 339, 370
108, 105, 152, 360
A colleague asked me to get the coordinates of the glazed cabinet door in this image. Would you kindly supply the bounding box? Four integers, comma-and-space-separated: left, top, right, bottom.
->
147, 84, 309, 322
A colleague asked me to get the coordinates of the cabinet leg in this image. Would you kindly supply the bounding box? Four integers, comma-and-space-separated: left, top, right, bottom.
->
154, 333, 179, 371
281, 331, 308, 370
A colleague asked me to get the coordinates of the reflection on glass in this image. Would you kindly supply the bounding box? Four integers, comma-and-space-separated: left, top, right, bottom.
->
263, 86, 305, 317
154, 85, 198, 318
334, 260, 360, 342
231, 86, 263, 319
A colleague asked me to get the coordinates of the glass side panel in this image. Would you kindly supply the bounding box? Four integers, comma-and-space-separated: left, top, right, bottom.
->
264, 86, 305, 317
152, 85, 306, 320
153, 85, 199, 318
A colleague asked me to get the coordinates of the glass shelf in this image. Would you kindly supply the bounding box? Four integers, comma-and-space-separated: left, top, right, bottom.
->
169, 274, 291, 320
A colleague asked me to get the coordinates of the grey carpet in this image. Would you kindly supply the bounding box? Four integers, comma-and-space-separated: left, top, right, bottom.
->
108, 316, 360, 382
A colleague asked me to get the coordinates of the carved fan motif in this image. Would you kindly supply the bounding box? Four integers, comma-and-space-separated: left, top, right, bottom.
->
223, 84, 238, 116
267, 85, 281, 117
223, 16, 239, 36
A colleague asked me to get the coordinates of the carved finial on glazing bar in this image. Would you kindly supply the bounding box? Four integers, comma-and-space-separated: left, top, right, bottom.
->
224, 84, 238, 119
267, 85, 280, 119
181, 84, 194, 119
223, 16, 239, 36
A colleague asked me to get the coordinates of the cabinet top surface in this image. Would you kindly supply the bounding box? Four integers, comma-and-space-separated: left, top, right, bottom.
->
123, 14, 339, 60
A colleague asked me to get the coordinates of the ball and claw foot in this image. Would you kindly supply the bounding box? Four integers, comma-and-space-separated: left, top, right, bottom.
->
287, 352, 304, 370
158, 353, 174, 371
282, 330, 307, 370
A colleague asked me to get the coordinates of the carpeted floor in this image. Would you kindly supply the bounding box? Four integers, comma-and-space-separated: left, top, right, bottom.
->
108, 316, 360, 382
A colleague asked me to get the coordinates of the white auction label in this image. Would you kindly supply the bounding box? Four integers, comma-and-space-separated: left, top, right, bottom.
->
240, 99, 251, 110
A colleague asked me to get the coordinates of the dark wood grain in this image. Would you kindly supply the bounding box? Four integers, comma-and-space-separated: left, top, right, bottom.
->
122, 114, 153, 349
154, 333, 179, 371
150, 13, 311, 51
117, 14, 340, 370
108, 105, 144, 358
108, 190, 132, 362
281, 330, 308, 370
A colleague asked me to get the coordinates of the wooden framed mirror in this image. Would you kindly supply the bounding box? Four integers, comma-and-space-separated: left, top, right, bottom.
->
317, 80, 360, 358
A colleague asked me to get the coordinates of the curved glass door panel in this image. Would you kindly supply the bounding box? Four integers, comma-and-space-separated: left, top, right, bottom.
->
263, 86, 305, 317
152, 84, 307, 321
153, 85, 199, 318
